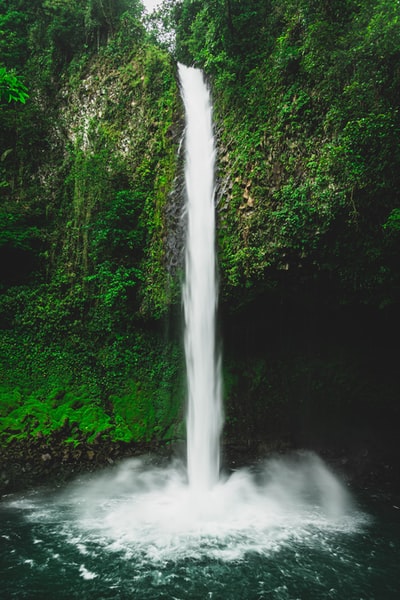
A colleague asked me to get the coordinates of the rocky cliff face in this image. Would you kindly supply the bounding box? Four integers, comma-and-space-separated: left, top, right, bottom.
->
53, 46, 182, 316
1, 2, 400, 479
0, 38, 187, 456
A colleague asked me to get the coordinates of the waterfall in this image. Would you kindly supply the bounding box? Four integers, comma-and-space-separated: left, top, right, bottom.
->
0, 66, 362, 600
178, 63, 223, 491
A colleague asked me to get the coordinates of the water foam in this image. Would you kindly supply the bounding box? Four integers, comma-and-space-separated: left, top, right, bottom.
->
31, 451, 362, 563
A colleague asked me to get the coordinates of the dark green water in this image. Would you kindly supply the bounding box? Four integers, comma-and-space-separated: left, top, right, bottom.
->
1, 456, 399, 600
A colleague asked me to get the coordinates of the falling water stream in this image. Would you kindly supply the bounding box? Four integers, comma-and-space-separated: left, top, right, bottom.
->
180, 63, 223, 491
1, 66, 400, 599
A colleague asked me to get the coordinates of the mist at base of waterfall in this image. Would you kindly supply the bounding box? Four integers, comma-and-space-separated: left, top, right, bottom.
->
4, 452, 400, 600
6, 452, 365, 563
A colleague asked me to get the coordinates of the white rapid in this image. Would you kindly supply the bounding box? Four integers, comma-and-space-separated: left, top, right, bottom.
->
179, 63, 223, 491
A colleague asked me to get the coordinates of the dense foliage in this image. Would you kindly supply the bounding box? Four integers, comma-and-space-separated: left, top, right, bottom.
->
171, 0, 400, 312
0, 0, 185, 449
172, 0, 400, 453
0, 0, 399, 459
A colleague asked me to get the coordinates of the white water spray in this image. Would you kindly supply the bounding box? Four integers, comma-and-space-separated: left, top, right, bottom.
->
179, 64, 223, 491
